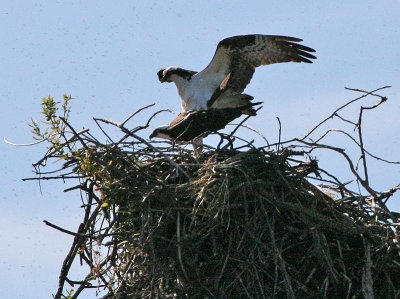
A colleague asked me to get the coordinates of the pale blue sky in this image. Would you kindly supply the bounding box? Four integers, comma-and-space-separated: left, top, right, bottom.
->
1, 1, 399, 298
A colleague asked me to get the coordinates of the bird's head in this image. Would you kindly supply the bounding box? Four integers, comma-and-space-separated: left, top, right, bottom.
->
149, 127, 171, 140
157, 67, 197, 83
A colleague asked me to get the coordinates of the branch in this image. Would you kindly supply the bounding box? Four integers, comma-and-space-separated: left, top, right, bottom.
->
43, 220, 99, 239
302, 86, 391, 140
3, 137, 45, 146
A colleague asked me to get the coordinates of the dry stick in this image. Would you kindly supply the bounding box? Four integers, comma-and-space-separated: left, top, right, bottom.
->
34, 168, 76, 176
118, 108, 172, 144
60, 117, 89, 149
381, 185, 400, 205
356, 96, 389, 185
176, 211, 190, 283
131, 133, 191, 178
81, 185, 95, 265
53, 204, 102, 299
307, 169, 355, 198
82, 130, 102, 146
295, 139, 378, 197
32, 128, 90, 168
238, 276, 253, 299
64, 278, 92, 287
53, 223, 86, 299
43, 220, 99, 239
345, 86, 390, 97
75, 237, 115, 295
23, 175, 85, 181
225, 123, 269, 145
262, 213, 277, 295
301, 86, 391, 140
353, 96, 389, 219
334, 113, 357, 126
217, 132, 256, 151
59, 122, 76, 154
361, 240, 374, 299
79, 252, 109, 287
120, 103, 155, 127
216, 231, 233, 287
3, 137, 45, 146
276, 116, 282, 151
94, 117, 190, 178
71, 255, 114, 299
93, 118, 115, 144
313, 128, 400, 164
229, 106, 263, 137
109, 248, 138, 297
220, 108, 262, 150
253, 264, 267, 299
266, 213, 295, 299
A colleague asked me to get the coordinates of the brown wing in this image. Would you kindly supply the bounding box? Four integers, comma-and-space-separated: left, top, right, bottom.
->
195, 35, 316, 107
164, 105, 258, 141
224, 35, 316, 91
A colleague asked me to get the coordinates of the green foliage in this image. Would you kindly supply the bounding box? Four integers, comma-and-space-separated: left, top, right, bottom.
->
29, 95, 102, 179
41, 96, 58, 121
29, 95, 131, 208
29, 94, 72, 152
61, 289, 74, 299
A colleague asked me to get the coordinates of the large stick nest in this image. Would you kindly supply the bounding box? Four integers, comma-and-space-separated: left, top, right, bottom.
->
25, 87, 400, 298
100, 147, 399, 299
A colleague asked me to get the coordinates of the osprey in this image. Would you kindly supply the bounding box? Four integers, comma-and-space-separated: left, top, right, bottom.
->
150, 103, 261, 142
157, 34, 316, 114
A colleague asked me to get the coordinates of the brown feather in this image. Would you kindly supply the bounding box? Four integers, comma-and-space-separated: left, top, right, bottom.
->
201, 35, 316, 109
150, 103, 261, 142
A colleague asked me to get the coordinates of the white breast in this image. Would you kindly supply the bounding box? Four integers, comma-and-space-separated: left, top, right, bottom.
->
179, 77, 213, 111
172, 71, 226, 111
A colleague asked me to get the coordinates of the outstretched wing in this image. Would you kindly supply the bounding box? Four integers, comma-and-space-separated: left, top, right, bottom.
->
194, 35, 316, 107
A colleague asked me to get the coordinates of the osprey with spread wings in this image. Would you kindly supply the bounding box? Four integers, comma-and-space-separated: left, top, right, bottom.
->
151, 34, 316, 142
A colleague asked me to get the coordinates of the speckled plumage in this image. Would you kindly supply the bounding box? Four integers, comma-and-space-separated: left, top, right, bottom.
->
157, 34, 316, 112
150, 103, 261, 142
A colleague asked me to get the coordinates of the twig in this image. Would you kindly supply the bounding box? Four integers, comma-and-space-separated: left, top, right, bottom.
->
311, 128, 400, 164
302, 86, 391, 140
3, 137, 45, 146
94, 117, 191, 178
276, 116, 282, 151
43, 220, 99, 239
23, 175, 85, 181
176, 211, 189, 282
93, 118, 115, 144
121, 103, 155, 127
60, 117, 89, 149
294, 138, 378, 197
225, 122, 269, 145
356, 95, 388, 184
53, 223, 86, 299
228, 106, 263, 137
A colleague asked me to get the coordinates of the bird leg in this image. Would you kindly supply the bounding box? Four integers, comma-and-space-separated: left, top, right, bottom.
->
192, 137, 204, 156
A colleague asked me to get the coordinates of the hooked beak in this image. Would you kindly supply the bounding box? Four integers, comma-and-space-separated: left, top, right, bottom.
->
149, 130, 157, 139
157, 69, 166, 83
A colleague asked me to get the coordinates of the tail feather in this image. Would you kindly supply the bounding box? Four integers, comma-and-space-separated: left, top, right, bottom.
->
210, 93, 262, 115
242, 101, 263, 116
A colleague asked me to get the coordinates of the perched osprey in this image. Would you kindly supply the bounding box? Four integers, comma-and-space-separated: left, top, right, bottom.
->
157, 34, 316, 115
150, 103, 261, 142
